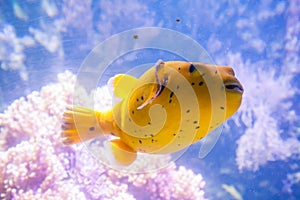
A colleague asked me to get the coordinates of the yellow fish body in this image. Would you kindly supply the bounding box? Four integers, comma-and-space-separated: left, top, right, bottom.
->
61, 60, 243, 165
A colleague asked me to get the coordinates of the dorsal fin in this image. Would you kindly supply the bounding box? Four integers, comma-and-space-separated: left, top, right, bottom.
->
108, 74, 138, 99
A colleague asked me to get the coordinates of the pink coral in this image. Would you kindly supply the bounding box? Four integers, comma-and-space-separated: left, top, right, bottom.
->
0, 71, 206, 199
106, 162, 206, 200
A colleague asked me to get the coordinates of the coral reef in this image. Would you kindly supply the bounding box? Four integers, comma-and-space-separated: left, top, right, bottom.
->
0, 71, 206, 200
1, 0, 300, 198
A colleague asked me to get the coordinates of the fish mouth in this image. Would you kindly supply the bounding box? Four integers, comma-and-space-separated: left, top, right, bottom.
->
225, 82, 244, 93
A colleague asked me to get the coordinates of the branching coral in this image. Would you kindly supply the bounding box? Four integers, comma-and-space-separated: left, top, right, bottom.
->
0, 71, 206, 200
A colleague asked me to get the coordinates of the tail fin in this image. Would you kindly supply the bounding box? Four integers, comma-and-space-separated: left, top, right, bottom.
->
61, 105, 102, 145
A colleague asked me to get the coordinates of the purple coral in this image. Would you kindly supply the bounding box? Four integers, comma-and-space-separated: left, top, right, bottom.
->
0, 71, 206, 199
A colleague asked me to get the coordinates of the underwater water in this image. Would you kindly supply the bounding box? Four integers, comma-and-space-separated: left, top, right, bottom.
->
0, 0, 300, 199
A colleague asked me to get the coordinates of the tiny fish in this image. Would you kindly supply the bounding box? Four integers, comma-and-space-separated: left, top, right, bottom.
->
61, 60, 243, 165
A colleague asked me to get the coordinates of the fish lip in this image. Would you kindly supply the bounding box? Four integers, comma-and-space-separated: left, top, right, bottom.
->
224, 82, 244, 93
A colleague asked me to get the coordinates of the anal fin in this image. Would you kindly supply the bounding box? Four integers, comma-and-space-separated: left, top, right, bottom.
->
105, 139, 137, 165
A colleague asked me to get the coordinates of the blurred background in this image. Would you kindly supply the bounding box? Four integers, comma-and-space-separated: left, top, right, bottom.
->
0, 0, 299, 199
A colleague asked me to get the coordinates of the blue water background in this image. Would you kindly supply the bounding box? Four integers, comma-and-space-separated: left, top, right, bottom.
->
0, 0, 299, 199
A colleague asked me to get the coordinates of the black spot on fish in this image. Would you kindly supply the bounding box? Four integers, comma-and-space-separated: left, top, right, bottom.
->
173, 133, 176, 136
176, 18, 180, 22
195, 126, 200, 129
170, 92, 174, 98
179, 129, 183, 132
176, 85, 180, 90
150, 134, 154, 137
186, 109, 190, 113
220, 106, 224, 110
198, 81, 204, 86
178, 67, 181, 70
151, 139, 154, 143
136, 98, 139, 102
193, 121, 198, 124
133, 34, 138, 39
148, 122, 151, 125
141, 96, 144, 100
89, 127, 95, 131
111, 132, 115, 136
132, 110, 134, 114
169, 99, 172, 103
189, 64, 196, 73
139, 140, 142, 144
191, 82, 195, 85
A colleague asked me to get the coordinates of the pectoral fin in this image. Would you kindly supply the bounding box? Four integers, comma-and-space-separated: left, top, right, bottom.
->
108, 74, 137, 99
137, 60, 168, 110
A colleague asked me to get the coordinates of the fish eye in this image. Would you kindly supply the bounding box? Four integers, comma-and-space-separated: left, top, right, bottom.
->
189, 64, 196, 73
163, 76, 168, 85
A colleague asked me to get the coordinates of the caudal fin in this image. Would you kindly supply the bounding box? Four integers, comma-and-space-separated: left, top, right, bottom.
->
61, 105, 102, 145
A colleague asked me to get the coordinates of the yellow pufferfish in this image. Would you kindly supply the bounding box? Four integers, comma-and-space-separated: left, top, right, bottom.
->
61, 60, 243, 165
